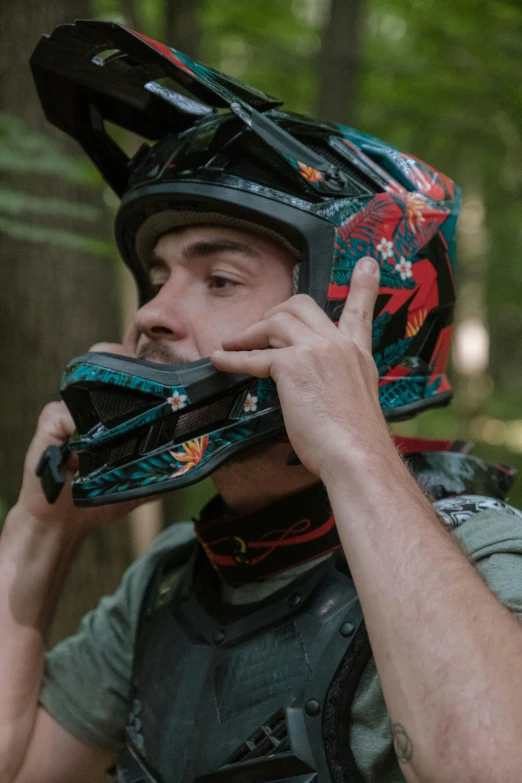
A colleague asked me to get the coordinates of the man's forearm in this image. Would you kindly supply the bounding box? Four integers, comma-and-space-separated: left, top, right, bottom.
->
325, 445, 522, 783
0, 505, 84, 781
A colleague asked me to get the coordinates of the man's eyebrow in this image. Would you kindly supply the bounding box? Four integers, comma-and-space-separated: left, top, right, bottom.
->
183, 239, 262, 262
148, 238, 263, 271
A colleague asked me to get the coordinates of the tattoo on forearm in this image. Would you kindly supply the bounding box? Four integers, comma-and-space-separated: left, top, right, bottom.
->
392, 722, 413, 765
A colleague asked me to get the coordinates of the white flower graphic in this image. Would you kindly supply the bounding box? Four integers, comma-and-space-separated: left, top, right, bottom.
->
395, 257, 413, 281
243, 393, 258, 413
167, 390, 188, 411
376, 237, 394, 259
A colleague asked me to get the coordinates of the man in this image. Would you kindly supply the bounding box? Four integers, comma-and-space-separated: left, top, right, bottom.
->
2, 20, 522, 783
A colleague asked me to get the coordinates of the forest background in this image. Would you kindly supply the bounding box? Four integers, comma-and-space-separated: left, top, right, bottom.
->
1, 0, 521, 747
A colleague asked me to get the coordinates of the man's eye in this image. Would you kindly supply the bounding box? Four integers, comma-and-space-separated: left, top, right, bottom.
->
208, 275, 237, 290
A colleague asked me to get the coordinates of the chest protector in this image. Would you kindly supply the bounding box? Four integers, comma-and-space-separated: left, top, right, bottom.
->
116, 546, 371, 783
115, 452, 518, 783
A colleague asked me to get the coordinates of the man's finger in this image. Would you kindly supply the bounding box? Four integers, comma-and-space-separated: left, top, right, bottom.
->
211, 349, 274, 378
222, 312, 317, 352
338, 257, 380, 350
264, 294, 335, 336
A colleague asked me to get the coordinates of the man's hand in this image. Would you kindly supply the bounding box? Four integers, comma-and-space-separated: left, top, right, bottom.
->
17, 341, 148, 533
211, 256, 392, 479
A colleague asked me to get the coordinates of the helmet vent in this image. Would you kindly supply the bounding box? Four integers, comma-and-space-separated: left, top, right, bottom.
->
82, 436, 138, 473
89, 389, 153, 425
307, 142, 375, 195
175, 395, 235, 439
108, 437, 139, 465
225, 154, 320, 201
140, 394, 236, 454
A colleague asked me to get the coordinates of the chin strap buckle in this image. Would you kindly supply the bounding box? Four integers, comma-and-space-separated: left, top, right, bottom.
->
35, 439, 70, 504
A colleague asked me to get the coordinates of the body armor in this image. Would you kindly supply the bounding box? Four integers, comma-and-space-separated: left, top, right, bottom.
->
115, 453, 518, 783
117, 545, 371, 783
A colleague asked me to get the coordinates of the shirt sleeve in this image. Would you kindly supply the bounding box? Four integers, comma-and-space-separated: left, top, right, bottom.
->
451, 505, 522, 621
39, 522, 194, 751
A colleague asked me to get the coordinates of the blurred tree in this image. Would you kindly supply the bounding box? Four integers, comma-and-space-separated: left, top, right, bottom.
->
0, 0, 132, 651
165, 0, 202, 55
359, 0, 522, 508
317, 0, 363, 124
121, 0, 140, 29
200, 0, 319, 112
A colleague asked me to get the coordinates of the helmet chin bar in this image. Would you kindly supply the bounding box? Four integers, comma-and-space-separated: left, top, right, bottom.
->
60, 350, 453, 507
61, 351, 252, 449
60, 351, 284, 506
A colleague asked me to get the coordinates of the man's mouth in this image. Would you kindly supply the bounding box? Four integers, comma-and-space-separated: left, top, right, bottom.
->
136, 341, 197, 366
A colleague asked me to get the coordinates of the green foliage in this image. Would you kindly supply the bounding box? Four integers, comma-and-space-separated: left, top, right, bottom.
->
0, 112, 111, 256
0, 112, 93, 184
200, 0, 322, 113
360, 0, 522, 390
361, 0, 522, 501
0, 188, 101, 221
0, 217, 112, 256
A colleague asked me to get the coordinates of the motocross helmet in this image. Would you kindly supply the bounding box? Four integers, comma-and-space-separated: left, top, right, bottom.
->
30, 21, 460, 505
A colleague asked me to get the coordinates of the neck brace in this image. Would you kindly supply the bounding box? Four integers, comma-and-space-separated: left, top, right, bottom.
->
195, 439, 517, 586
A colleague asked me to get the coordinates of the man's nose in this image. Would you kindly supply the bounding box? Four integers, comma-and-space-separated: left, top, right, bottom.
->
133, 280, 190, 342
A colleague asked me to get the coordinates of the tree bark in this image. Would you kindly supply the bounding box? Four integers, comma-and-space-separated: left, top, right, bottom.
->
164, 0, 202, 57
121, 0, 140, 31
317, 0, 363, 126
0, 0, 132, 650
158, 0, 204, 535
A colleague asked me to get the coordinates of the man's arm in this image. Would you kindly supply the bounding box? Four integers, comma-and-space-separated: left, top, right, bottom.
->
211, 256, 522, 782
325, 448, 522, 783
0, 502, 115, 783
13, 695, 115, 783
0, 397, 139, 783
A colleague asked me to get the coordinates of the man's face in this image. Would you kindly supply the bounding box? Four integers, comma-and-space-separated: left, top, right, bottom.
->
130, 225, 296, 363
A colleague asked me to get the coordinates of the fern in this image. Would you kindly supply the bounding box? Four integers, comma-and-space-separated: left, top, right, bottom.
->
0, 112, 95, 184
0, 111, 110, 256
0, 217, 112, 257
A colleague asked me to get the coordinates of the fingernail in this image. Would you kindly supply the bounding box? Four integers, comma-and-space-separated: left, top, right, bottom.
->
360, 256, 379, 276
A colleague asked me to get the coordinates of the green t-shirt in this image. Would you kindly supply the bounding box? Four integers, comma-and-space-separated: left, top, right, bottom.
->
40, 500, 522, 782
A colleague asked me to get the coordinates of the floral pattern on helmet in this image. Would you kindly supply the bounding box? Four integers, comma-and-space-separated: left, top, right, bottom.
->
167, 390, 188, 411
243, 393, 258, 413
170, 435, 209, 476
297, 161, 323, 182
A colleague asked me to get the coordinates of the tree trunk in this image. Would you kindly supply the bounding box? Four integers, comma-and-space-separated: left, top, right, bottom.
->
317, 0, 363, 126
121, 0, 140, 30
164, 0, 202, 57
156, 0, 204, 535
0, 9, 133, 782
0, 1, 132, 640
